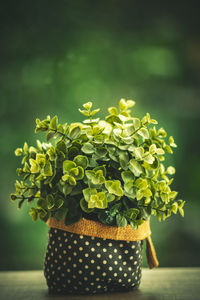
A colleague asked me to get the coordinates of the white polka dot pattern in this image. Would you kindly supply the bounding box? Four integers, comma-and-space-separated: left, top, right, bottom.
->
44, 228, 143, 294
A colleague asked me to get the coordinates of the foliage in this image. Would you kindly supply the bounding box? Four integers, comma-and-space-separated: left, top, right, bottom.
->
11, 99, 185, 229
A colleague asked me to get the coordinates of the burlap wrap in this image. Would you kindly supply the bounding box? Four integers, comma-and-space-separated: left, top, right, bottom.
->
47, 217, 159, 269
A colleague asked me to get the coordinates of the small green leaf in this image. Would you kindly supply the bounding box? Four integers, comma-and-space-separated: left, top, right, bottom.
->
80, 198, 94, 213
83, 102, 93, 110
63, 160, 76, 173
83, 188, 97, 202
46, 195, 55, 209
54, 208, 68, 221
42, 160, 53, 176
81, 142, 95, 154
49, 116, 58, 130
68, 175, 76, 186
69, 126, 81, 139
121, 171, 135, 183
105, 180, 123, 196
143, 153, 155, 164
128, 159, 143, 177
169, 136, 177, 148
106, 193, 115, 202
138, 128, 149, 139
133, 147, 144, 160
149, 144, 157, 154
10, 194, 17, 201
75, 166, 84, 180
78, 109, 90, 117
167, 166, 176, 175
156, 148, 165, 155
15, 148, 23, 156
54, 198, 64, 209
108, 107, 118, 115
29, 207, 38, 221
62, 183, 73, 196
116, 214, 127, 227
90, 109, 100, 116
171, 202, 178, 214
29, 159, 40, 173
73, 155, 88, 169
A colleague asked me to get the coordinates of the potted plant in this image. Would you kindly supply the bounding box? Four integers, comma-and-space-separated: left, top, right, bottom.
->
11, 99, 185, 294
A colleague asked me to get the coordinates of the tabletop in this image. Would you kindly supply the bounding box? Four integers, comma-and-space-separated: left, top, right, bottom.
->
0, 268, 200, 300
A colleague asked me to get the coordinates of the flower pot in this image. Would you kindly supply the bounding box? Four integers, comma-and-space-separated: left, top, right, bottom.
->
44, 218, 158, 295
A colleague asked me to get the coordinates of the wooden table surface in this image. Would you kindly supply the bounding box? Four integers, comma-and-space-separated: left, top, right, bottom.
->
0, 268, 200, 300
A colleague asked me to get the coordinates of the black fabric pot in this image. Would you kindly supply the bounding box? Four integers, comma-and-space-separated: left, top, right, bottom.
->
44, 227, 143, 295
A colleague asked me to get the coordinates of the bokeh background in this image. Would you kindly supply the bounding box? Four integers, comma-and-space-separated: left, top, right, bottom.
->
0, 0, 199, 270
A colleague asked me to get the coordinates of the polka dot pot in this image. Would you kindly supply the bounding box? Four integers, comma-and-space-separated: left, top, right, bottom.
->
44, 228, 143, 295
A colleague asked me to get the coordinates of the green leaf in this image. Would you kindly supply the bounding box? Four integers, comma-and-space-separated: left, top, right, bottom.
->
178, 207, 184, 217
109, 203, 122, 216
54, 198, 64, 209
156, 148, 165, 155
46, 131, 55, 142
29, 207, 38, 221
171, 202, 178, 214
46, 195, 55, 209
94, 165, 106, 176
73, 155, 88, 169
88, 192, 107, 209
70, 167, 79, 176
138, 128, 149, 139
37, 198, 47, 209
80, 198, 94, 213
90, 109, 100, 116
106, 193, 115, 202
121, 171, 135, 183
128, 159, 143, 177
64, 210, 82, 226
63, 160, 76, 173
42, 160, 53, 176
49, 116, 58, 130
83, 102, 93, 110
149, 144, 157, 154
169, 136, 177, 148
81, 142, 95, 154
119, 151, 129, 170
68, 175, 76, 186
158, 128, 167, 137
108, 107, 118, 115
69, 126, 81, 139
62, 183, 73, 196
10, 194, 17, 201
132, 118, 141, 130
167, 166, 176, 175
133, 147, 144, 160
56, 140, 67, 153
78, 109, 90, 117
15, 148, 23, 156
105, 180, 123, 196
29, 159, 40, 173
83, 187, 97, 202
75, 166, 84, 180
125, 208, 139, 221
164, 145, 173, 154
62, 174, 69, 181
54, 208, 68, 221
143, 153, 155, 164
124, 181, 136, 196
95, 147, 107, 158
116, 214, 127, 227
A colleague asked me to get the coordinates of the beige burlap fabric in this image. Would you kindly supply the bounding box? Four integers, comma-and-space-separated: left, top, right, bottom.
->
47, 217, 159, 269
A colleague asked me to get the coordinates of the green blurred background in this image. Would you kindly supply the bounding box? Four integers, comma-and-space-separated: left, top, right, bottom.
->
0, 0, 199, 270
